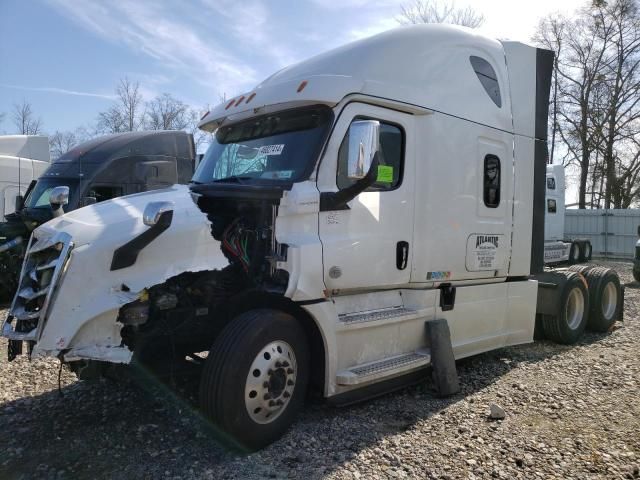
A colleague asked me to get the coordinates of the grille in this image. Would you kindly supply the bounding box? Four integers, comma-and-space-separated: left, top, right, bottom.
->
2, 231, 73, 342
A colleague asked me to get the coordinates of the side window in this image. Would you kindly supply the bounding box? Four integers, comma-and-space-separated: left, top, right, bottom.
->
337, 120, 404, 191
88, 185, 124, 204
547, 199, 557, 213
483, 155, 500, 208
470, 56, 502, 108
547, 177, 556, 190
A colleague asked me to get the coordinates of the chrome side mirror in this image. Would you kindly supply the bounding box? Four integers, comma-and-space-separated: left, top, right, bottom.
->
49, 186, 70, 218
143, 201, 174, 227
347, 120, 380, 181
49, 186, 70, 206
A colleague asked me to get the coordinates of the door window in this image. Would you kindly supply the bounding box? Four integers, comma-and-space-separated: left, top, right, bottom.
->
547, 177, 556, 190
337, 119, 404, 191
547, 199, 557, 213
483, 155, 501, 208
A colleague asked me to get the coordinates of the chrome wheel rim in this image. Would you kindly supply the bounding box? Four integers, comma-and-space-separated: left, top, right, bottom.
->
566, 287, 585, 330
244, 340, 297, 424
601, 281, 617, 320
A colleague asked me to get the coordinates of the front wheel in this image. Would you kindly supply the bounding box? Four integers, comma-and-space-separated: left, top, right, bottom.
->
199, 309, 309, 451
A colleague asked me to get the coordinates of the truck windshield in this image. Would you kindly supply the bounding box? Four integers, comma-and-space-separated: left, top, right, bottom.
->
192, 106, 332, 184
24, 178, 79, 209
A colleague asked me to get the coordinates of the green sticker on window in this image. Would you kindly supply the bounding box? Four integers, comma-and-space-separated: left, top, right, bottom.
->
377, 165, 393, 183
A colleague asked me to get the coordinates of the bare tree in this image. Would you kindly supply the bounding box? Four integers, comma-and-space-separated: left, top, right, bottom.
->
534, 0, 640, 209
188, 106, 214, 152
97, 77, 144, 133
12, 100, 43, 135
397, 0, 485, 28
49, 130, 79, 159
145, 93, 190, 130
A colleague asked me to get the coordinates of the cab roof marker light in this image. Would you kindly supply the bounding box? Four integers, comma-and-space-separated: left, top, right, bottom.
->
234, 96, 245, 106
225, 99, 235, 110
297, 80, 308, 93
246, 93, 256, 104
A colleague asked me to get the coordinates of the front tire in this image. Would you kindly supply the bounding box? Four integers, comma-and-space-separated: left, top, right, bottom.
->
199, 309, 309, 451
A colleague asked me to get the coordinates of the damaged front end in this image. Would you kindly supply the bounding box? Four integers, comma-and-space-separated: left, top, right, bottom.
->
1, 185, 228, 365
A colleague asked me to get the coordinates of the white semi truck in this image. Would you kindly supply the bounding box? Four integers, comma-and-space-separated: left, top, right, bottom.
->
543, 164, 593, 264
2, 25, 624, 450
0, 135, 50, 218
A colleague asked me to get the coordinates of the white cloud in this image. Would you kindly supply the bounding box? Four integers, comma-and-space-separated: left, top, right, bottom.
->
0, 83, 116, 100
46, 0, 258, 98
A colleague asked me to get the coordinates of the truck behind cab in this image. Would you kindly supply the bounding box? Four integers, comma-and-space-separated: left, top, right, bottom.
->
0, 135, 50, 218
544, 164, 593, 264
2, 25, 624, 451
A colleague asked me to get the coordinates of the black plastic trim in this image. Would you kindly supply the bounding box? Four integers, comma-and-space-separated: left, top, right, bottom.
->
530, 48, 555, 275
110, 210, 173, 271
294, 298, 328, 306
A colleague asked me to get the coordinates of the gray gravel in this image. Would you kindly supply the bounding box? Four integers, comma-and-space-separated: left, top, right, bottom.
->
1, 260, 639, 479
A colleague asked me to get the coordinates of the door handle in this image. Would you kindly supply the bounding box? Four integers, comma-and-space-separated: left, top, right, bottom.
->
396, 241, 409, 270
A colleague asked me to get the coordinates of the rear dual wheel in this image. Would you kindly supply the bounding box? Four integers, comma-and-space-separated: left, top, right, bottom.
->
569, 266, 621, 332
199, 309, 309, 451
542, 271, 589, 344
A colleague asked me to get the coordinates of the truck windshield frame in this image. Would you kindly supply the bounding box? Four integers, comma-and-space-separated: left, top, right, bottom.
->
24, 178, 80, 209
193, 105, 333, 185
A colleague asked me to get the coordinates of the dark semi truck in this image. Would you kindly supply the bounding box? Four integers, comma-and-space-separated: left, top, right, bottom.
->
0, 130, 195, 301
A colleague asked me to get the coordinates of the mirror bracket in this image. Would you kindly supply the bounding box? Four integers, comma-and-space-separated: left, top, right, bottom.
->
320, 152, 380, 212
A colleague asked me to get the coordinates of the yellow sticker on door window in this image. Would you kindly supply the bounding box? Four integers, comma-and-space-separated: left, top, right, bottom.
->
377, 165, 393, 183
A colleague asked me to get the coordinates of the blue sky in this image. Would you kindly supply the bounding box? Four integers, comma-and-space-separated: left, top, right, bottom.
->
0, 0, 584, 136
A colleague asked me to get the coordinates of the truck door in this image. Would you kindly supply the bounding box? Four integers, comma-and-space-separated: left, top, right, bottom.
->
317, 103, 415, 291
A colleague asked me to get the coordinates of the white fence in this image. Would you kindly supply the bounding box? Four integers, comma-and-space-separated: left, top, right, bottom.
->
565, 209, 640, 259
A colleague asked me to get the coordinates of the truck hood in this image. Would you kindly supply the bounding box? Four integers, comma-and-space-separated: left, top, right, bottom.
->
37, 185, 195, 248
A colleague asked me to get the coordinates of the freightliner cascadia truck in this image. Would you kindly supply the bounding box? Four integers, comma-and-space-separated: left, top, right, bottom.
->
2, 25, 624, 450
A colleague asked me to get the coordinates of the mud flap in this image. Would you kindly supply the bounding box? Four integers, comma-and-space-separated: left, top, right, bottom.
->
425, 318, 460, 397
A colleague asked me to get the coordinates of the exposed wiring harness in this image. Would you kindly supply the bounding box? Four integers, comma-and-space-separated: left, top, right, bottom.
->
222, 218, 253, 272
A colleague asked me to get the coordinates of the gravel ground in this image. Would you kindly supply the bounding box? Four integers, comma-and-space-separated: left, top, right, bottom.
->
1, 260, 639, 480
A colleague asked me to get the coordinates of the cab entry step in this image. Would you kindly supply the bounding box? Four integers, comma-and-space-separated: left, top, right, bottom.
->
425, 318, 460, 397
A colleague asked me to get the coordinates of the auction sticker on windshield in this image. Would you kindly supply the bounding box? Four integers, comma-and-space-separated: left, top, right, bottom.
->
261, 170, 293, 180
258, 144, 285, 155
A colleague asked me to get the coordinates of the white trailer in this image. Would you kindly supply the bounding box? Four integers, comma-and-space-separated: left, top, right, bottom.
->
0, 136, 50, 218
2, 25, 624, 450
543, 164, 592, 264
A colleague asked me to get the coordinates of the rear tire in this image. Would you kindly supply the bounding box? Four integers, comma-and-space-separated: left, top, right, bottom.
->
568, 242, 581, 265
579, 267, 621, 332
199, 309, 309, 451
542, 271, 589, 344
